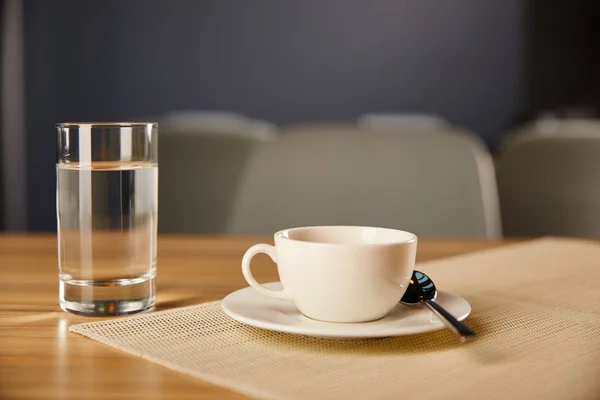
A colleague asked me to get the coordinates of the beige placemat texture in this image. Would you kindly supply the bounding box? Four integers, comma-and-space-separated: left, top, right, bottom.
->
69, 238, 600, 400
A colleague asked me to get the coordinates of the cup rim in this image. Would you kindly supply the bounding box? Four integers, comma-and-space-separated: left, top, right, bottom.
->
274, 225, 418, 247
56, 122, 158, 128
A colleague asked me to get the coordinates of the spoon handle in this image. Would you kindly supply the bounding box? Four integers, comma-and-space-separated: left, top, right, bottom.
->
424, 300, 476, 343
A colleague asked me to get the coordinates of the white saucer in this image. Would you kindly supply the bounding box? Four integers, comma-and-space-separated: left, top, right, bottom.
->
221, 282, 472, 340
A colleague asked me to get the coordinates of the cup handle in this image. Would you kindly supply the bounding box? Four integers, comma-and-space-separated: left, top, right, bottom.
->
241, 244, 292, 300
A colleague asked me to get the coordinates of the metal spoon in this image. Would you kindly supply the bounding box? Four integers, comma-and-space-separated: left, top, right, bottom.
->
401, 270, 476, 343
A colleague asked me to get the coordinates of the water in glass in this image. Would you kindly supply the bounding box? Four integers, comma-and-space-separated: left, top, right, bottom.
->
57, 161, 157, 315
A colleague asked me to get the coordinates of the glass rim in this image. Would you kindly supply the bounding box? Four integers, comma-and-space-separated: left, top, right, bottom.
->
56, 122, 158, 128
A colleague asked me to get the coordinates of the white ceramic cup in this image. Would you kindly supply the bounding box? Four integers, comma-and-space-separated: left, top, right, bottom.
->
241, 226, 418, 323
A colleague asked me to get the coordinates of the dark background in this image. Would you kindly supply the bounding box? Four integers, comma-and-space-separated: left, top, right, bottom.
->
1, 0, 4, 231
525, 1, 600, 114
20, 1, 600, 232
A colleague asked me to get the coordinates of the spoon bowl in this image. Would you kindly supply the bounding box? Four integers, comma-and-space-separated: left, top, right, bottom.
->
401, 270, 476, 343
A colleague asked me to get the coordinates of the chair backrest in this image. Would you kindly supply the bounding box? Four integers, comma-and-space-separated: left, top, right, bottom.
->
228, 126, 501, 238
497, 128, 600, 237
503, 118, 600, 146
358, 113, 448, 130
156, 112, 277, 234
155, 110, 277, 138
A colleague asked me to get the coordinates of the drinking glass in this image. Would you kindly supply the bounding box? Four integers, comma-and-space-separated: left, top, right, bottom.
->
56, 123, 158, 315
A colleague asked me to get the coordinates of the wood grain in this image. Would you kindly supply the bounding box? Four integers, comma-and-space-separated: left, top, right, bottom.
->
0, 234, 522, 399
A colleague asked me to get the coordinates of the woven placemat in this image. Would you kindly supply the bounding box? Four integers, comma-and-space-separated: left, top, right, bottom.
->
69, 238, 600, 399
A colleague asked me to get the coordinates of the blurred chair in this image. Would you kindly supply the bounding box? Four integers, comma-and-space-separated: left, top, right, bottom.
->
228, 125, 501, 238
154, 110, 277, 234
358, 113, 448, 130
497, 125, 600, 237
153, 110, 276, 138
502, 118, 600, 147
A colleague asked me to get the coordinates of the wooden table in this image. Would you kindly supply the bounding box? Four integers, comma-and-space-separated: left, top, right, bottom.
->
0, 235, 519, 399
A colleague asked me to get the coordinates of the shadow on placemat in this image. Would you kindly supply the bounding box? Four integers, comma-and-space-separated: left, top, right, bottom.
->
238, 327, 461, 355
229, 309, 514, 367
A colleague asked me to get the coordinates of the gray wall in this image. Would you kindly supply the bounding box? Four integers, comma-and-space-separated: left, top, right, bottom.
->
24, 0, 522, 231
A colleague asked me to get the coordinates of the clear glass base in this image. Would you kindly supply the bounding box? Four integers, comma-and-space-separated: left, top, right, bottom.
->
59, 276, 155, 316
